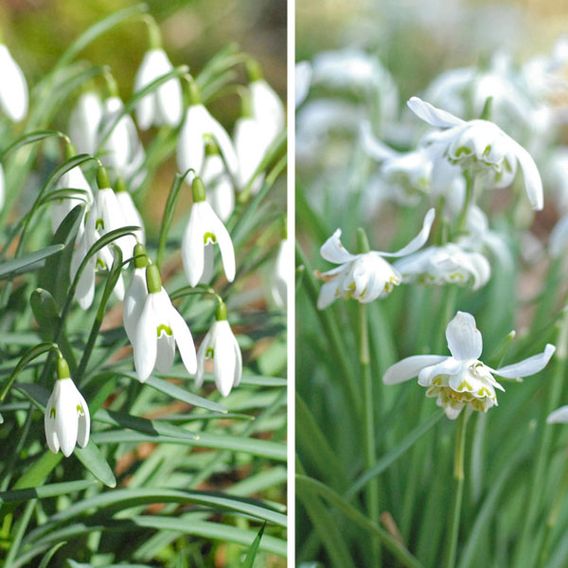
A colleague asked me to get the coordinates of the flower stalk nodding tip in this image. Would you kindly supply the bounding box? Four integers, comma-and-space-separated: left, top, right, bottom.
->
96, 166, 111, 190
480, 96, 493, 120
146, 264, 162, 294
115, 177, 127, 193
356, 228, 371, 254
64, 139, 76, 160
133, 243, 149, 269
192, 176, 206, 202
57, 357, 71, 380
204, 135, 220, 157
187, 79, 201, 105
142, 14, 162, 49
246, 59, 263, 82
237, 85, 253, 118
102, 68, 119, 98
215, 300, 228, 321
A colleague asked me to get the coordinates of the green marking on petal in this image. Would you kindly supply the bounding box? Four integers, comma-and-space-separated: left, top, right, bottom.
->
156, 324, 173, 337
76, 404, 84, 415
206, 347, 215, 358
49, 407, 56, 418
96, 218, 104, 230
203, 231, 217, 244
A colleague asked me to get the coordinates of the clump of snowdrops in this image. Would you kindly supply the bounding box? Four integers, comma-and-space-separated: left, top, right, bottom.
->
296, 39, 568, 568
0, 5, 287, 566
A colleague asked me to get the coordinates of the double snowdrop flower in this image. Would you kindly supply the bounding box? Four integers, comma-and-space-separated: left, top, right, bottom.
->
69, 92, 104, 155
317, 209, 435, 309
133, 264, 197, 382
0, 44, 28, 122
44, 357, 90, 457
383, 311, 555, 420
408, 96, 544, 210
134, 47, 183, 130
196, 301, 242, 397
394, 243, 491, 290
177, 81, 238, 179
182, 177, 236, 287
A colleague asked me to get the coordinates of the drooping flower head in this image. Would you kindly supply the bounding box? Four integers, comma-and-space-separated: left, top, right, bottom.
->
181, 176, 236, 287
384, 311, 555, 419
44, 357, 90, 457
69, 91, 104, 155
196, 301, 243, 397
407, 96, 544, 210
0, 44, 28, 122
123, 243, 149, 344
133, 264, 197, 382
317, 209, 435, 309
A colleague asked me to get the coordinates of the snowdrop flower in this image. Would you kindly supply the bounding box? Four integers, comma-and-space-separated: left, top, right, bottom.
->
317, 209, 435, 309
70, 204, 125, 309
547, 406, 568, 424
201, 136, 234, 222
99, 95, 146, 189
550, 216, 568, 258
271, 237, 289, 309
115, 178, 145, 244
394, 243, 491, 290
182, 177, 235, 287
134, 47, 183, 129
247, 60, 285, 143
196, 301, 242, 397
44, 357, 90, 457
408, 96, 544, 210
123, 243, 149, 343
95, 168, 139, 258
384, 311, 555, 420
234, 91, 274, 194
177, 81, 238, 178
295, 61, 312, 107
0, 44, 28, 122
51, 157, 94, 233
69, 92, 103, 155
133, 264, 197, 382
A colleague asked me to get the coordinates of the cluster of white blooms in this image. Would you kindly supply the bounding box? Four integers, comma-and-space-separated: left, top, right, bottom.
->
0, 25, 284, 457
308, 42, 565, 419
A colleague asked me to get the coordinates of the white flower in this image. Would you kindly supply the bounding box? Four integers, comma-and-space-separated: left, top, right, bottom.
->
116, 187, 145, 245
123, 245, 148, 343
394, 243, 491, 290
547, 406, 568, 424
134, 48, 183, 130
99, 96, 146, 187
71, 205, 125, 310
95, 177, 138, 259
177, 84, 238, 178
69, 92, 103, 155
51, 165, 93, 233
44, 359, 90, 457
271, 238, 289, 309
383, 311, 556, 420
234, 113, 274, 194
295, 61, 312, 107
182, 177, 235, 287
0, 44, 28, 122
408, 96, 544, 210
317, 209, 435, 309
196, 303, 242, 397
133, 265, 197, 382
201, 139, 235, 222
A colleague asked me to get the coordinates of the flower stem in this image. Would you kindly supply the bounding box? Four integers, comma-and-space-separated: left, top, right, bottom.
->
358, 300, 380, 564
445, 410, 469, 568
456, 170, 474, 235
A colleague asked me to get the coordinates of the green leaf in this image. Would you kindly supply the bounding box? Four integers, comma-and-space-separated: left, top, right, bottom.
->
0, 245, 65, 280
241, 522, 266, 568
0, 130, 66, 160
39, 542, 68, 568
0, 479, 96, 505
74, 440, 117, 489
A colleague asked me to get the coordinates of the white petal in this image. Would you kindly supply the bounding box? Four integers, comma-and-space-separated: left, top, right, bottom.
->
509, 137, 544, 210
156, 333, 176, 373
116, 191, 145, 245
0, 45, 28, 122
380, 209, 435, 258
547, 405, 568, 424
168, 300, 197, 375
69, 92, 103, 155
207, 207, 235, 282
360, 121, 398, 161
44, 392, 60, 453
446, 312, 483, 361
407, 96, 465, 128
317, 279, 340, 310
383, 355, 447, 384
76, 391, 90, 448
182, 203, 205, 286
418, 358, 463, 386
54, 379, 79, 457
196, 330, 213, 387
495, 344, 555, 378
213, 321, 238, 397
177, 105, 207, 174
133, 294, 159, 382
134, 49, 160, 129
123, 268, 148, 343
320, 229, 357, 264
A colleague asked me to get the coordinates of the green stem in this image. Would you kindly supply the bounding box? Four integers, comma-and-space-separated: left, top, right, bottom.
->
456, 170, 474, 235
445, 410, 469, 568
358, 301, 380, 564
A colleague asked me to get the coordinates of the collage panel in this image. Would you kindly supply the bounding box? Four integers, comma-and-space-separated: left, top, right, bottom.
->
0, 1, 287, 566
296, 0, 568, 567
